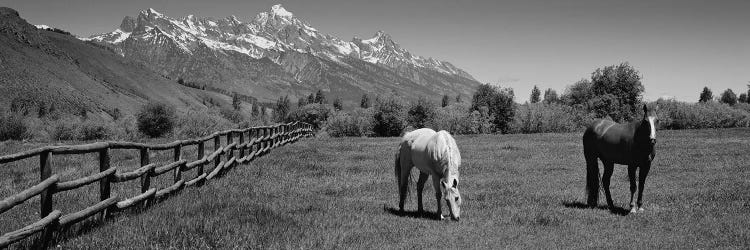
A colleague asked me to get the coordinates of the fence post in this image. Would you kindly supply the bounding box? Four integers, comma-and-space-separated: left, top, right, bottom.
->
227, 132, 234, 168
140, 148, 153, 207
37, 150, 56, 248
214, 135, 221, 171
39, 150, 53, 217
173, 144, 182, 183
197, 141, 205, 178
99, 148, 111, 219
250, 128, 257, 158
239, 130, 245, 160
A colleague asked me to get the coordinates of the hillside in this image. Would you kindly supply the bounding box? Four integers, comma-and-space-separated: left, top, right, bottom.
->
87, 5, 482, 105
0, 7, 225, 119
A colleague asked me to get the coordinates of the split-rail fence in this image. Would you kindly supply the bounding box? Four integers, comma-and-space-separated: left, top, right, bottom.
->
0, 122, 314, 248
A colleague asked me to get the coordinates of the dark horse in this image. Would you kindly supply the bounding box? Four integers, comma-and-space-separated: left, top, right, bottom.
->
583, 104, 657, 214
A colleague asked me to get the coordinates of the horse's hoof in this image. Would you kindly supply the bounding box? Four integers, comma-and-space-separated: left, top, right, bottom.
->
439, 214, 446, 220
637, 207, 645, 212
629, 207, 638, 214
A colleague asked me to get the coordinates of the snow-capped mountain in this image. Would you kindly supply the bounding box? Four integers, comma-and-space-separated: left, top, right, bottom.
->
87, 4, 480, 104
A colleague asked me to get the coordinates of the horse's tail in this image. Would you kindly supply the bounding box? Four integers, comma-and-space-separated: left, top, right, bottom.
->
583, 127, 599, 207
394, 148, 412, 199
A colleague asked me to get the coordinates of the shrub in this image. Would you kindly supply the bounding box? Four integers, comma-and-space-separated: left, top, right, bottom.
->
219, 108, 243, 123
77, 120, 112, 141
175, 110, 234, 138
325, 108, 374, 137
372, 95, 407, 137
137, 102, 176, 138
427, 102, 492, 135
287, 104, 331, 130
50, 118, 79, 141
509, 102, 594, 133
0, 112, 28, 141
654, 99, 750, 129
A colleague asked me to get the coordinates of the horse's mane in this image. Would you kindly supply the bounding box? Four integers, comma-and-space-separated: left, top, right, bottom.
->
435, 130, 460, 178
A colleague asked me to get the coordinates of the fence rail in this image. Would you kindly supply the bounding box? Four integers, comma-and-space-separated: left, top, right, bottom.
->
0, 122, 314, 248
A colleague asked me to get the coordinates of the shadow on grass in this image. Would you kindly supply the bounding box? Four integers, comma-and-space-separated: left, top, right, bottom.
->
383, 205, 441, 220
562, 201, 630, 216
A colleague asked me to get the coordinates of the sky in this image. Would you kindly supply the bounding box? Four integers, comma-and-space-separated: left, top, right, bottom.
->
5, 0, 749, 102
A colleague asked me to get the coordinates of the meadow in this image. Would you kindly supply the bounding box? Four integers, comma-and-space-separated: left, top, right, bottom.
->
2, 128, 749, 248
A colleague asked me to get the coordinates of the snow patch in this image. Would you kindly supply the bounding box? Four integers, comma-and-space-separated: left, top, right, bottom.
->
112, 29, 131, 43
271, 4, 293, 17
236, 34, 276, 49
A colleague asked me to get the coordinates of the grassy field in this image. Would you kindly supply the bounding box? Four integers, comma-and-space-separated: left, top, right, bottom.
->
2, 128, 749, 248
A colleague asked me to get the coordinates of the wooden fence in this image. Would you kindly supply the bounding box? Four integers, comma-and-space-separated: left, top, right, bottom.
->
0, 122, 314, 248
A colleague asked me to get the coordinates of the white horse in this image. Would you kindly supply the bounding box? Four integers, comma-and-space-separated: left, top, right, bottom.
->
395, 128, 462, 221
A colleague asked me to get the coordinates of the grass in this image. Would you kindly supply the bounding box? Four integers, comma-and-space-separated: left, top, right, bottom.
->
2, 129, 749, 248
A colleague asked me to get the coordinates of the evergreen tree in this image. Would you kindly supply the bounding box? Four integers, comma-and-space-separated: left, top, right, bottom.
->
360, 94, 370, 108
543, 88, 559, 103
232, 92, 241, 111
275, 96, 291, 121
442, 94, 450, 107
307, 93, 315, 104
333, 98, 343, 111
699, 87, 713, 103
530, 85, 541, 103
251, 102, 260, 117
314, 90, 327, 104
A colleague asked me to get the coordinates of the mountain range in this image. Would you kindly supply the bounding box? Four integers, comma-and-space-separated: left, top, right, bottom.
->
86, 4, 481, 105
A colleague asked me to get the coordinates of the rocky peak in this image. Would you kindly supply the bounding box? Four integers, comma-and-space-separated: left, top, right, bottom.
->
119, 16, 136, 32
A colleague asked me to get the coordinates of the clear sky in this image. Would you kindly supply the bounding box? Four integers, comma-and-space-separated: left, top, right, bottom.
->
5, 0, 749, 102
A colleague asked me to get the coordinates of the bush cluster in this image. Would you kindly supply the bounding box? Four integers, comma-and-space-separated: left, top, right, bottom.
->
0, 112, 28, 141
325, 109, 374, 137
137, 102, 176, 138
655, 99, 750, 129
509, 102, 594, 133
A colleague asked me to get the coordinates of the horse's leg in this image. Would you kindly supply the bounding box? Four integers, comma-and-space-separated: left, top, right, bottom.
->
416, 172, 429, 214
628, 165, 638, 213
432, 176, 444, 220
601, 161, 615, 209
637, 163, 651, 212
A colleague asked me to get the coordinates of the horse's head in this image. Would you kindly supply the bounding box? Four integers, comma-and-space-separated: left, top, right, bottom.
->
641, 104, 657, 144
637, 105, 658, 158
441, 177, 462, 221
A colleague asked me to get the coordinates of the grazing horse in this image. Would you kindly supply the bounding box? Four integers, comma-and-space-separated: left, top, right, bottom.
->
395, 128, 462, 221
583, 104, 657, 213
